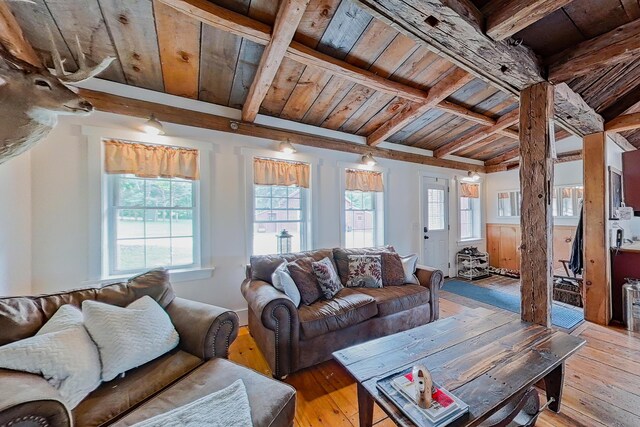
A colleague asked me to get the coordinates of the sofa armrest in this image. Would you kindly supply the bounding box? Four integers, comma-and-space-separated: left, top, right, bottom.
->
166, 297, 239, 360
0, 370, 71, 427
416, 265, 444, 322
241, 278, 299, 378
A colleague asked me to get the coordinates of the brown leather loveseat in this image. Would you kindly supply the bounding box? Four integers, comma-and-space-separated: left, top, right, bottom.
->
241, 247, 444, 379
0, 269, 296, 427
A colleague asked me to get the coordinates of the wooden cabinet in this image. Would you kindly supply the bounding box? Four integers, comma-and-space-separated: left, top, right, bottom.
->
487, 224, 521, 270
487, 224, 576, 271
623, 150, 640, 213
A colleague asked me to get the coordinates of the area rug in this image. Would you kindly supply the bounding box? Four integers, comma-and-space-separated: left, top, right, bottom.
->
442, 279, 584, 329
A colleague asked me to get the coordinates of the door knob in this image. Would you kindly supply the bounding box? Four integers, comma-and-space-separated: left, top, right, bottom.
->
424, 235, 429, 239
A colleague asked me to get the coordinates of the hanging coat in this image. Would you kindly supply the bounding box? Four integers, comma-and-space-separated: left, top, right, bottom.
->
569, 203, 584, 275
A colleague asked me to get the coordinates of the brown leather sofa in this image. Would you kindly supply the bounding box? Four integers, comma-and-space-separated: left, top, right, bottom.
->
241, 247, 444, 379
0, 269, 296, 427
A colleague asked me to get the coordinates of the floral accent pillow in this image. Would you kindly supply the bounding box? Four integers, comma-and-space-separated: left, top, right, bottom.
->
346, 255, 383, 288
312, 257, 343, 299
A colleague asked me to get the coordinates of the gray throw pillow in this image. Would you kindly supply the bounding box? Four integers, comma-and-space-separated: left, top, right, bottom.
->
271, 261, 301, 307
401, 254, 420, 285
312, 257, 343, 299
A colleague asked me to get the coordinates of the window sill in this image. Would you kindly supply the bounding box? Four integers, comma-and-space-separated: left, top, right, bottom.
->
457, 238, 485, 245
84, 267, 215, 286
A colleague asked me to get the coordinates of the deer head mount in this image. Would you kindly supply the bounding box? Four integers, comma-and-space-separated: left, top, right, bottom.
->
0, 32, 114, 165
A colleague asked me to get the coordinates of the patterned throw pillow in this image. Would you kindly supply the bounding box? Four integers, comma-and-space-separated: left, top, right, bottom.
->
346, 255, 383, 288
312, 257, 343, 299
287, 257, 323, 305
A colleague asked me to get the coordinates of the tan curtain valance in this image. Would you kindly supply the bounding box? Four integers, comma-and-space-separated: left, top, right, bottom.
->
460, 183, 479, 198
345, 169, 384, 192
498, 192, 510, 199
104, 139, 200, 180
253, 157, 310, 188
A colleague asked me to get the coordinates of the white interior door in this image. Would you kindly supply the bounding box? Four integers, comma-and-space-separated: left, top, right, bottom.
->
423, 177, 450, 275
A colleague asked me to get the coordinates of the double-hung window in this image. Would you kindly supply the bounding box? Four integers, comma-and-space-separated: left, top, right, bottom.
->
459, 182, 481, 240
104, 139, 200, 275
343, 168, 384, 248
252, 157, 310, 255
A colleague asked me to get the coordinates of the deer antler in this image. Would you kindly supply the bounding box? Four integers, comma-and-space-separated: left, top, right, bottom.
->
47, 27, 114, 84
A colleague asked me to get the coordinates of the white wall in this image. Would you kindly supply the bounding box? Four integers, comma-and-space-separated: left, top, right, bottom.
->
0, 152, 32, 296
22, 82, 486, 323
606, 137, 640, 241
484, 160, 584, 226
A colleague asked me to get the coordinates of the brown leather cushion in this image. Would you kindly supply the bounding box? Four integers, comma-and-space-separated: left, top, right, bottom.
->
357, 285, 430, 317
112, 358, 297, 427
249, 248, 336, 283
0, 269, 175, 346
332, 246, 396, 285
382, 252, 407, 286
287, 257, 323, 306
298, 288, 378, 340
73, 349, 201, 427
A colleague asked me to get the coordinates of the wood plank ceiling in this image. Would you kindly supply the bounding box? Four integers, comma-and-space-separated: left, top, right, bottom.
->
8, 0, 638, 167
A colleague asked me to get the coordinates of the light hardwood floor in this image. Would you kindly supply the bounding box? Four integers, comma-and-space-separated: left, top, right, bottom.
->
228, 294, 640, 427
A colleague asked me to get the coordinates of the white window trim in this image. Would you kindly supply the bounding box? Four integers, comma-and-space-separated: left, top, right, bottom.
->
85, 126, 215, 283
338, 162, 388, 248
456, 177, 484, 243
241, 147, 319, 258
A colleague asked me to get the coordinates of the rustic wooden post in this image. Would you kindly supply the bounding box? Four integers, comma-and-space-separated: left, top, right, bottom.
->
583, 132, 610, 325
519, 82, 554, 327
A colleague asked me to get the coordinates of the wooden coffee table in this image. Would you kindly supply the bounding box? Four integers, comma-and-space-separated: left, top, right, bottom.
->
333, 308, 585, 427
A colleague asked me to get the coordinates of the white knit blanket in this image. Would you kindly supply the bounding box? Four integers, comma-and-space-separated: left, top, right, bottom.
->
132, 379, 253, 427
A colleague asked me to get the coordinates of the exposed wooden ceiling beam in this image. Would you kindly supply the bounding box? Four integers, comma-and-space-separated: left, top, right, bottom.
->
482, 0, 574, 41
547, 18, 640, 83
485, 149, 583, 172
600, 84, 640, 121
79, 88, 485, 172
354, 0, 612, 138
433, 108, 519, 157
367, 69, 474, 146
605, 112, 640, 133
159, 0, 508, 134
0, 0, 40, 66
242, 0, 309, 122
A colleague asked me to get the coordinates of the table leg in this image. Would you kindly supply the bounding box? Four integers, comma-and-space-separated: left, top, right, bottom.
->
357, 383, 374, 427
543, 363, 564, 413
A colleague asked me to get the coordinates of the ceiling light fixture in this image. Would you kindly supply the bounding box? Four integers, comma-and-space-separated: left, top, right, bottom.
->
143, 114, 165, 135
361, 153, 377, 167
467, 171, 481, 182
279, 139, 296, 154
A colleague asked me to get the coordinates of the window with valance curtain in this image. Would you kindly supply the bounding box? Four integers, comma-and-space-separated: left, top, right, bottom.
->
345, 169, 384, 192
460, 183, 480, 198
253, 157, 310, 188
104, 139, 200, 180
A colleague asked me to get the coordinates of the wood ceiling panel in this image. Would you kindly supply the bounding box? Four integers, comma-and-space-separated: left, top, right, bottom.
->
259, 57, 306, 115
315, 0, 372, 59
154, 0, 201, 99
388, 109, 447, 144
228, 39, 264, 109
562, 0, 633, 38
247, 0, 278, 25
355, 97, 406, 136
513, 9, 585, 57
573, 61, 640, 113
340, 92, 396, 133
44, 0, 125, 83
413, 119, 479, 150
294, 0, 342, 48
453, 133, 502, 157
473, 138, 518, 161
446, 78, 499, 108
301, 7, 402, 126
317, 19, 398, 129
9, 0, 77, 70
99, 0, 164, 91
199, 26, 242, 105
274, 0, 342, 120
